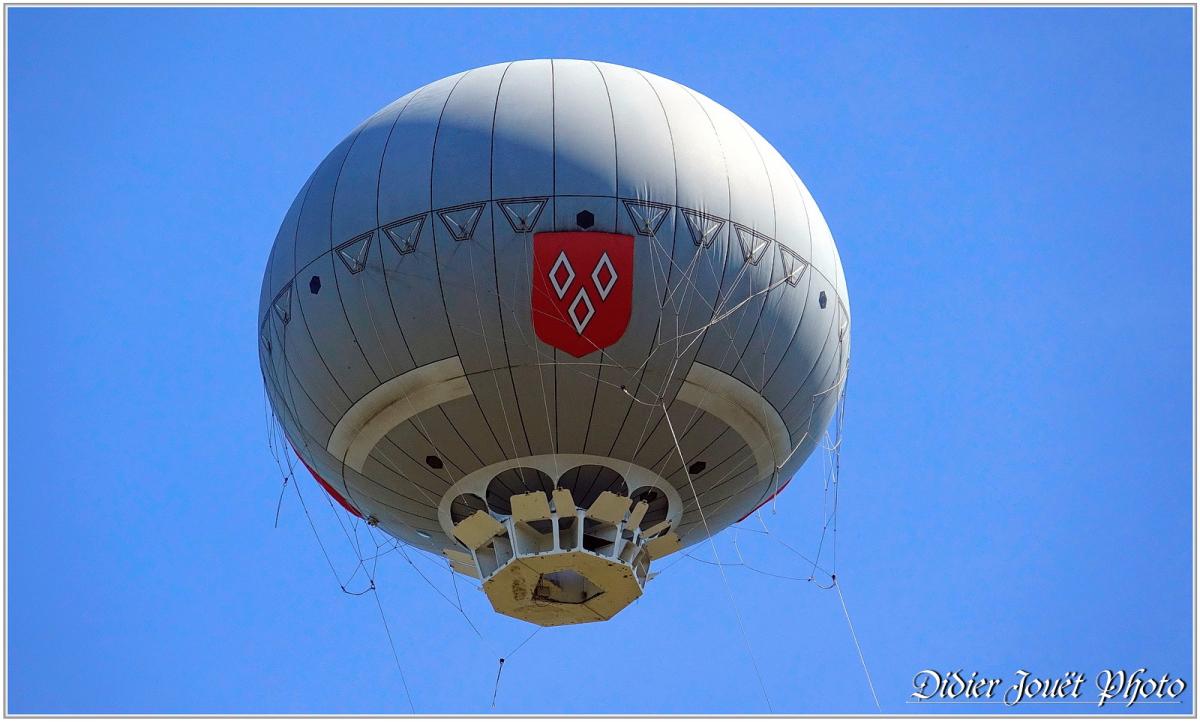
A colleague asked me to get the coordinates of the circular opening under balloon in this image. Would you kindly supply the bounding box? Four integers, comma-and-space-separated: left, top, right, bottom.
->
486, 467, 554, 516
557, 465, 628, 509
449, 492, 488, 525
630, 486, 669, 533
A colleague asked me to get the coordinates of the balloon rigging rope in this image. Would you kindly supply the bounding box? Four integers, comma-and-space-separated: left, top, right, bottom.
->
267, 285, 453, 710
358, 270, 398, 380
517, 228, 562, 483
633, 230, 776, 491
265, 307, 461, 711
264, 212, 863, 711
354, 267, 463, 510
682, 552, 817, 583
273, 477, 288, 529
295, 468, 370, 592
463, 237, 524, 461
491, 627, 541, 709
266, 413, 433, 712
371, 584, 416, 713
807, 380, 848, 578
271, 411, 534, 710
632, 229, 862, 715
369, 246, 489, 507
615, 247, 770, 530
660, 398, 775, 712
670, 377, 879, 712
835, 579, 881, 712
265, 393, 293, 530
640, 229, 797, 527
391, 535, 483, 639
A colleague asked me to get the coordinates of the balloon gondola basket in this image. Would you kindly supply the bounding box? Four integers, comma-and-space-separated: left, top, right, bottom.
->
444, 489, 680, 626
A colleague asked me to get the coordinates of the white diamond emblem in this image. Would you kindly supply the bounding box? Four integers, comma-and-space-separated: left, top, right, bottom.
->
568, 288, 595, 334
549, 251, 575, 300
591, 252, 617, 300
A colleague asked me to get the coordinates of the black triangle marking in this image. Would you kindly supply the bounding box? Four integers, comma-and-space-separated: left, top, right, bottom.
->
499, 198, 546, 234
336, 231, 373, 274
383, 214, 425, 255
777, 244, 808, 286
681, 209, 725, 248
439, 203, 485, 241
623, 200, 670, 236
272, 282, 293, 325
733, 225, 772, 265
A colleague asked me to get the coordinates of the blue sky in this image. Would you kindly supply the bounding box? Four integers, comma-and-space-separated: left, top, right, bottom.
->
7, 7, 1193, 715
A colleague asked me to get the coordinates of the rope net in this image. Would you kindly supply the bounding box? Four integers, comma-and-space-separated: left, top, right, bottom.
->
260, 197, 871, 711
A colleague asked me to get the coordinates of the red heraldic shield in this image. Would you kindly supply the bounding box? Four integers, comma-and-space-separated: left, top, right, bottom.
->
532, 231, 635, 358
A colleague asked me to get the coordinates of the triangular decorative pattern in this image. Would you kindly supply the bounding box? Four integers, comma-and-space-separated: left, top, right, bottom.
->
439, 203, 485, 241
382, 214, 425, 255
336, 231, 373, 274
777, 244, 808, 286
260, 317, 272, 354
499, 198, 546, 234
272, 282, 293, 325
680, 209, 724, 248
623, 200, 670, 236
733, 225, 772, 265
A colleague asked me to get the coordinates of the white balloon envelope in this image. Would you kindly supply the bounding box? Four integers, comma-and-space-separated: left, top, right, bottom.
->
259, 60, 850, 625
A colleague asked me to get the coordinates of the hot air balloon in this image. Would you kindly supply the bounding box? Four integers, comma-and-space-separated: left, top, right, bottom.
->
259, 59, 850, 627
